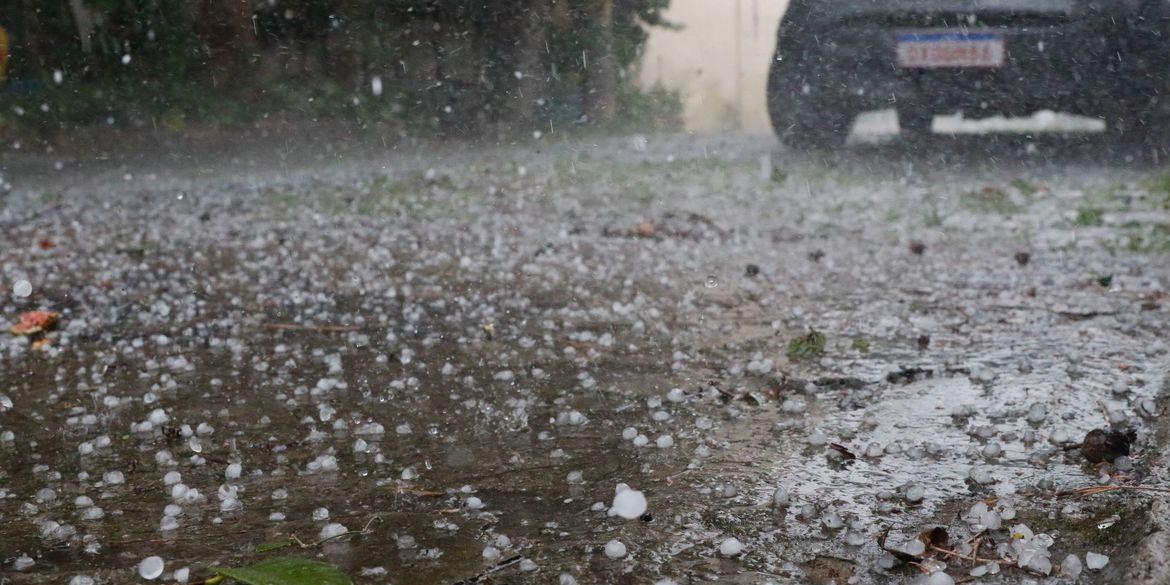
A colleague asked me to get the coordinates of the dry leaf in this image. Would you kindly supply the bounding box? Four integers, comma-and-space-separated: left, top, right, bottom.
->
11, 311, 61, 336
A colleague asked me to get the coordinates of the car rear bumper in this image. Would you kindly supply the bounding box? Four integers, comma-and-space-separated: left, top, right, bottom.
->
781, 20, 1164, 115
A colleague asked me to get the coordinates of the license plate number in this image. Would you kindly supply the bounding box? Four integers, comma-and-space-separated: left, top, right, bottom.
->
896, 32, 1005, 68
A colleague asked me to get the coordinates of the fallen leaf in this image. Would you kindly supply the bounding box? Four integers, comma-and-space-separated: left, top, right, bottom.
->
212, 557, 352, 585
828, 443, 856, 461
11, 311, 61, 336
918, 526, 949, 550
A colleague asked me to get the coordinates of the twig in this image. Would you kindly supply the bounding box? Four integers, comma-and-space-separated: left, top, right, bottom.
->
1055, 484, 1170, 497
929, 545, 1012, 566
291, 514, 383, 548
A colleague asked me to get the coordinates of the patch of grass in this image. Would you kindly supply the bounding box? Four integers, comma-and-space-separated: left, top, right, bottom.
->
1075, 207, 1105, 227
851, 337, 870, 354
1143, 170, 1170, 208
1124, 223, 1170, 253
1010, 178, 1040, 197
961, 186, 1021, 215
787, 329, 827, 362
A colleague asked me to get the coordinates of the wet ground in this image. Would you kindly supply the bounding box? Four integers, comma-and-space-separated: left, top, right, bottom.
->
2, 130, 1170, 584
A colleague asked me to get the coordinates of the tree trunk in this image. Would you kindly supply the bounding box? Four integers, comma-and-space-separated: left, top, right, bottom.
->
196, 0, 256, 83
583, 0, 617, 124
513, 1, 549, 129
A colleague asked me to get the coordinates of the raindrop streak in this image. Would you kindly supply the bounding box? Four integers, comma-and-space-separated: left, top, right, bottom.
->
704, 275, 719, 289
12, 280, 32, 298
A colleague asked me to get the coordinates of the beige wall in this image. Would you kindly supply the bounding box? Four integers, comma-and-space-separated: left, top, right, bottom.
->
638, 0, 788, 132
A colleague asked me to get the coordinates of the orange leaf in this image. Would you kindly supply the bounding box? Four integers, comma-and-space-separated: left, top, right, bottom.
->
10, 311, 61, 336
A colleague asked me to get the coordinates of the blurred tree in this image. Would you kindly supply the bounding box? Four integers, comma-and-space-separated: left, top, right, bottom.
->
0, 0, 677, 137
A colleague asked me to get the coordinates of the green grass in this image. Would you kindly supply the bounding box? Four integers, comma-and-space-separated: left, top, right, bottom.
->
1075, 207, 1105, 227
961, 186, 1021, 215
787, 329, 827, 362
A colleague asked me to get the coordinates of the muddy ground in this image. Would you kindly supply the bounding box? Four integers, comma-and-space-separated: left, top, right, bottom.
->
1, 130, 1170, 584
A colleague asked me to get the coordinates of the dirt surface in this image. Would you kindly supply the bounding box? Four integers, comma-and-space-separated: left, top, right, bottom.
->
2, 131, 1169, 584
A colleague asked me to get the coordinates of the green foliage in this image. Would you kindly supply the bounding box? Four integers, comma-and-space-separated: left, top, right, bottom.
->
212, 557, 352, 585
0, 0, 679, 135
1075, 207, 1104, 227
255, 539, 295, 553
787, 329, 827, 362
960, 186, 1020, 215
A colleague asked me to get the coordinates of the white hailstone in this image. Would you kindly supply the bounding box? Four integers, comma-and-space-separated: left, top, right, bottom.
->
968, 467, 994, 485
807, 430, 828, 446
164, 504, 181, 516
559, 574, 578, 585
138, 556, 165, 580
312, 507, 330, 521
14, 554, 34, 570
319, 523, 348, 540
656, 435, 674, 448
718, 537, 744, 557
219, 497, 241, 512
164, 471, 181, 486
269, 512, 285, 522
103, 471, 125, 485
904, 540, 926, 556
566, 470, 583, 483
604, 539, 627, 558
905, 484, 925, 503
174, 567, 190, 583
1062, 554, 1083, 578
69, 577, 95, 585
12, 279, 32, 298
820, 510, 844, 529
622, 427, 638, 440
772, 487, 790, 507
225, 463, 242, 480
465, 496, 484, 510
608, 486, 647, 519
666, 388, 685, 402
519, 558, 538, 571
927, 572, 954, 585
1085, 552, 1109, 570
159, 515, 180, 531
148, 409, 169, 425
482, 546, 500, 561
982, 443, 1002, 458
1026, 403, 1047, 423
633, 434, 649, 447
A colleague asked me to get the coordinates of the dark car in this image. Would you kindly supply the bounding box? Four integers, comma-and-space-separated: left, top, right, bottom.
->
767, 0, 1170, 146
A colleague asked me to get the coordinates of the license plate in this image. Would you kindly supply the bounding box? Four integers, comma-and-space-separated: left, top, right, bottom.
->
896, 31, 1005, 68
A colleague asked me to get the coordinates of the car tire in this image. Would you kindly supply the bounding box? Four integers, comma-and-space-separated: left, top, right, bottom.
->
767, 57, 854, 149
